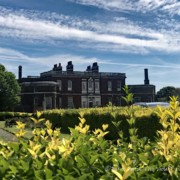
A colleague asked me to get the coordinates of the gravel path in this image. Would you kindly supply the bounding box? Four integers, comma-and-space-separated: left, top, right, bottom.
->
0, 129, 19, 142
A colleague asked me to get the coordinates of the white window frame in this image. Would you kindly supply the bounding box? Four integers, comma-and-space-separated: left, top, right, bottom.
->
117, 81, 121, 91
68, 97, 73, 108
95, 82, 99, 91
68, 80, 72, 91
88, 80, 93, 90
108, 81, 112, 91
96, 101, 99, 106
57, 80, 62, 91
82, 82, 86, 91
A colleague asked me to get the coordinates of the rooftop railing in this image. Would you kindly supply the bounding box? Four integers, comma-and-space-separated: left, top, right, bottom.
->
40, 70, 126, 78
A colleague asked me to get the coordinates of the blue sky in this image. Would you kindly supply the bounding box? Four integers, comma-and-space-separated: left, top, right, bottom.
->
1, 0, 180, 92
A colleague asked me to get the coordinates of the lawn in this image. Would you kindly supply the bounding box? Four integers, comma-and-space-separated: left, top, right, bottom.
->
0, 121, 71, 141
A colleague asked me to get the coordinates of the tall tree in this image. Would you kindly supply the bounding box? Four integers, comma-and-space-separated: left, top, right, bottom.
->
0, 64, 21, 111
156, 86, 175, 102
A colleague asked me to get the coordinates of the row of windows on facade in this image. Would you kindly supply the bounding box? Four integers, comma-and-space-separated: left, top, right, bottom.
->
33, 81, 121, 92
56, 80, 121, 91
34, 97, 121, 109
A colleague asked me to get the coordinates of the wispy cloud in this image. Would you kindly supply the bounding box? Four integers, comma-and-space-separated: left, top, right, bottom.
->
1, 47, 180, 91
1, 47, 180, 72
69, 0, 179, 14
1, 6, 180, 54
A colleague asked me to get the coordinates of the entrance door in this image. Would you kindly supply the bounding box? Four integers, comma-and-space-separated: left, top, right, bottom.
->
89, 102, 93, 108
46, 97, 52, 110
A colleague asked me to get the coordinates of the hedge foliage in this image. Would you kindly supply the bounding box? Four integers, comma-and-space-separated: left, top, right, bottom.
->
1, 96, 180, 179
0, 112, 32, 121
36, 106, 175, 141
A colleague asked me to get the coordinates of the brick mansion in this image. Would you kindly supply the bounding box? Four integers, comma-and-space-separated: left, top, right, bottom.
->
15, 62, 155, 113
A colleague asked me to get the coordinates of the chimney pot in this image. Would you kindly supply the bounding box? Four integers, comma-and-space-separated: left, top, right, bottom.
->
92, 62, 99, 73
18, 65, 22, 79
68, 61, 72, 65
144, 68, 149, 85
67, 61, 73, 72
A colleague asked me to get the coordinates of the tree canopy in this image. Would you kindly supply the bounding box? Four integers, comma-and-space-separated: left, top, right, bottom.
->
0, 64, 21, 111
156, 86, 178, 102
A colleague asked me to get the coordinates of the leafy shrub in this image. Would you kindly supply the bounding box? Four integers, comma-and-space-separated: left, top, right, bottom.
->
1, 94, 180, 179
0, 112, 32, 121
0, 87, 180, 180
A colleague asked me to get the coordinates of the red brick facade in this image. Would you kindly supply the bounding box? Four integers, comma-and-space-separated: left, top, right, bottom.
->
15, 62, 155, 113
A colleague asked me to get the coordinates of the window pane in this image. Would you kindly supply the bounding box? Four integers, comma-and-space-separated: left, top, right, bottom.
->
89, 81, 92, 88
147, 97, 152, 102
134, 97, 141, 102
116, 98, 121, 106
96, 101, 99, 106
108, 81, 112, 90
34, 87, 38, 92
34, 98, 39, 105
68, 81, 72, 90
57, 80, 61, 90
68, 97, 73, 108
68, 81, 72, 87
108, 97, 112, 102
82, 82, 86, 90
95, 82, 99, 90
117, 81, 121, 88
59, 98, 62, 108
83, 101, 86, 108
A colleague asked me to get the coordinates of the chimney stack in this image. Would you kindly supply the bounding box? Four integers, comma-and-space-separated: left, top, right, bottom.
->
144, 69, 149, 85
66, 61, 73, 72
18, 65, 22, 79
56, 63, 62, 71
86, 65, 91, 71
92, 62, 99, 73
53, 64, 58, 71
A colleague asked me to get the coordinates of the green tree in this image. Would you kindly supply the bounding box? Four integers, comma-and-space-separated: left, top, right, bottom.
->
172, 88, 180, 102
156, 86, 175, 102
0, 64, 21, 111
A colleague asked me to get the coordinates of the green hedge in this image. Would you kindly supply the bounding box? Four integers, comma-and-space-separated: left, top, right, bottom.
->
38, 107, 165, 141
0, 112, 32, 121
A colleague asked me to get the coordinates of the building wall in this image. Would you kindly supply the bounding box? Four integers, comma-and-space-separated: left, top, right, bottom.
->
16, 65, 155, 112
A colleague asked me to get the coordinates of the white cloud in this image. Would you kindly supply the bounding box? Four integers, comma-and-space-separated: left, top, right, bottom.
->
69, 0, 178, 13
1, 6, 180, 54
1, 47, 180, 91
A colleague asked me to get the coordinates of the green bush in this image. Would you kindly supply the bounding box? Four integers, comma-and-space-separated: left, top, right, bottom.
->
36, 107, 164, 142
0, 112, 32, 121
0, 96, 180, 179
